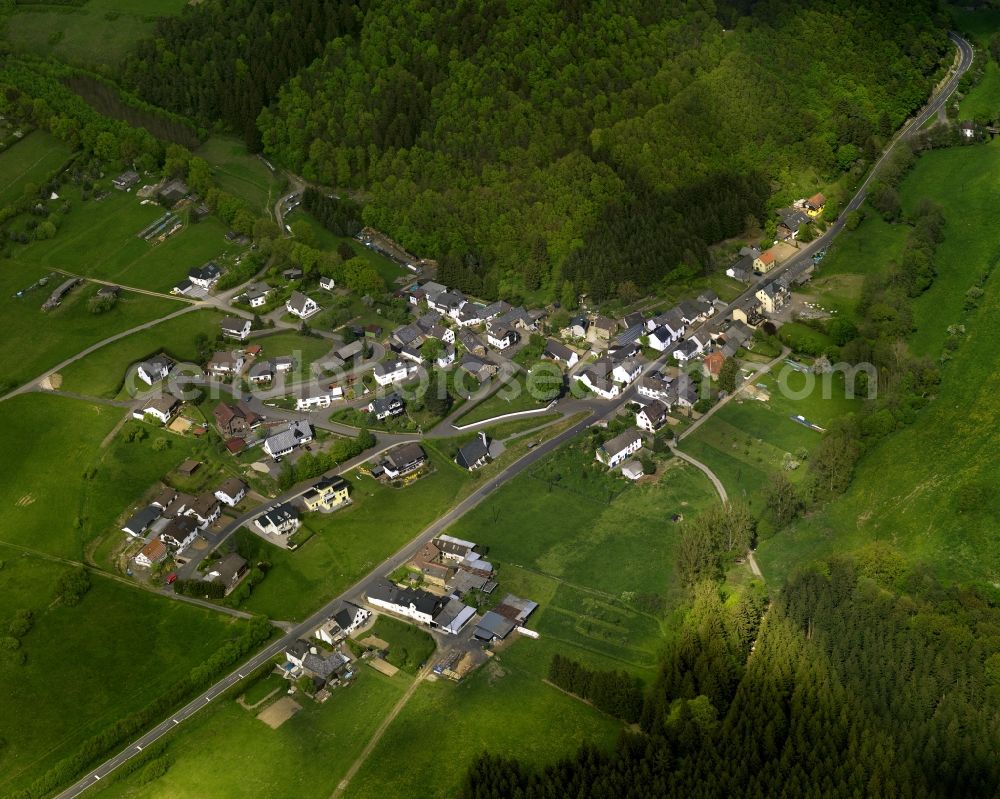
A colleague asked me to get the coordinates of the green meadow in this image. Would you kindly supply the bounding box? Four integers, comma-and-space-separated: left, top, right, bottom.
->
252, 331, 333, 379
759, 138, 1000, 587
8, 187, 241, 293
0, 557, 248, 796
196, 136, 285, 215
57, 308, 226, 398
0, 264, 179, 390
0, 129, 73, 206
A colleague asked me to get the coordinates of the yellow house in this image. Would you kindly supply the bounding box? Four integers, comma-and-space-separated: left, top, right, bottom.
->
753, 249, 776, 273
302, 476, 351, 512
805, 192, 826, 217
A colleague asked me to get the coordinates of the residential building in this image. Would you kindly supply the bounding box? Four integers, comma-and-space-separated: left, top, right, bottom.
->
172, 278, 193, 296
754, 249, 776, 273
206, 351, 244, 376
255, 503, 300, 536
588, 315, 618, 345
457, 354, 499, 382
159, 516, 199, 552
431, 597, 477, 635
456, 432, 493, 470
213, 400, 262, 437
214, 478, 248, 507
756, 281, 789, 314
457, 329, 487, 357
543, 339, 579, 368
134, 394, 180, 424
112, 170, 140, 191
434, 534, 478, 561
319, 276, 336, 291
487, 325, 518, 350
576, 365, 620, 400
135, 537, 168, 568
368, 393, 404, 420
703, 351, 726, 380
316, 603, 371, 645
561, 316, 589, 339
597, 428, 643, 467
410, 540, 456, 586
373, 360, 418, 386
241, 283, 272, 308
302, 476, 351, 512
262, 420, 314, 459
611, 358, 642, 385
248, 361, 274, 383
186, 493, 221, 529
672, 338, 703, 364
188, 262, 221, 289
136, 354, 173, 386
296, 391, 337, 411
286, 291, 320, 320
436, 347, 456, 368
366, 580, 445, 626
121, 505, 162, 537
382, 443, 426, 478
804, 192, 826, 216
205, 553, 248, 595
220, 317, 252, 341
636, 399, 669, 432
638, 372, 672, 402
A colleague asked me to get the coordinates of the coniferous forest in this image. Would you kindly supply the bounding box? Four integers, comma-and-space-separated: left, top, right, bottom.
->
462, 567, 1000, 799
121, 0, 950, 300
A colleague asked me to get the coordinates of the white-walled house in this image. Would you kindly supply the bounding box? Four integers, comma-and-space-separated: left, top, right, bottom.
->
254, 503, 300, 536
373, 360, 418, 386
487, 326, 518, 350
295, 391, 340, 411
596, 429, 643, 467
263, 420, 313, 459
137, 355, 173, 386
366, 581, 444, 626
133, 394, 180, 424
286, 291, 320, 320
319, 276, 336, 291
220, 317, 252, 341
612, 359, 642, 385
636, 399, 669, 432
214, 478, 248, 507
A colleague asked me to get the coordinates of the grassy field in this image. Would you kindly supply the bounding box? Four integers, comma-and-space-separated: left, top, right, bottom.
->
342, 638, 623, 799
961, 59, 1000, 120
0, 556, 248, 796
196, 136, 284, 215
89, 668, 407, 799
8, 187, 241, 293
456, 373, 550, 424
365, 615, 436, 674
680, 368, 861, 510
236, 447, 470, 621
0, 393, 227, 562
0, 130, 73, 206
0, 264, 179, 390
2, 0, 189, 70
57, 308, 225, 398
759, 139, 1000, 589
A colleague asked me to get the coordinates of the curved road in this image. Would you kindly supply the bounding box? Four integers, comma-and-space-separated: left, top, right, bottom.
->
50, 33, 972, 798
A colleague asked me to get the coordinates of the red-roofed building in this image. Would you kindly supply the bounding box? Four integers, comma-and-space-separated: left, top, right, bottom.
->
225, 437, 246, 455
754, 249, 776, 274
135, 537, 168, 568
703, 351, 725, 379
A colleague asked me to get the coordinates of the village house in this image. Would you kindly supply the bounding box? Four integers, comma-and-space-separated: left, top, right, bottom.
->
159, 516, 200, 553
754, 249, 776, 273
213, 400, 262, 437
368, 393, 404, 420
596, 428, 644, 467
588, 315, 618, 346
432, 597, 478, 636
247, 360, 274, 383
392, 323, 424, 349
254, 503, 301, 537
638, 371, 673, 402
576, 364, 620, 400
220, 317, 252, 341
137, 354, 174, 386
672, 338, 704, 364
134, 394, 180, 425
543, 339, 579, 368
296, 390, 339, 411
319, 275, 336, 291
207, 351, 245, 376
188, 262, 221, 290
381, 442, 427, 479
804, 192, 826, 216
677, 299, 714, 325
373, 359, 418, 386
186, 493, 221, 529
205, 553, 248, 595
648, 308, 686, 340
756, 281, 789, 315
457, 354, 499, 383
263, 420, 313, 459
214, 477, 248, 507
434, 534, 478, 562
240, 283, 272, 308
121, 505, 162, 538
561, 316, 590, 339
135, 537, 168, 568
150, 485, 178, 511
458, 329, 488, 357
286, 290, 320, 320
636, 399, 669, 432
315, 603, 371, 645
112, 170, 140, 191
456, 432, 492, 470
436, 347, 456, 368
667, 379, 699, 412
410, 540, 456, 586
611, 358, 642, 385
366, 580, 446, 626
302, 476, 351, 512
486, 325, 518, 350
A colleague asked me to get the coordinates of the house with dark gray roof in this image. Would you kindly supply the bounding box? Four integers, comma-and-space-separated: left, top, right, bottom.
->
382, 442, 427, 478
137, 354, 174, 386
220, 316, 252, 341
263, 420, 313, 459
121, 505, 162, 537
543, 339, 578, 368
366, 580, 445, 625
456, 432, 492, 470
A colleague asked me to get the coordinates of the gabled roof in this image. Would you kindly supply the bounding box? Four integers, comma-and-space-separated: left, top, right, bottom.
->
592, 315, 617, 332
188, 262, 220, 281
216, 477, 247, 499
385, 442, 426, 470
601, 428, 643, 457
456, 435, 491, 469
258, 502, 298, 528
543, 339, 575, 362
138, 537, 168, 562
639, 399, 669, 425
220, 316, 250, 334
122, 505, 161, 533
287, 290, 314, 314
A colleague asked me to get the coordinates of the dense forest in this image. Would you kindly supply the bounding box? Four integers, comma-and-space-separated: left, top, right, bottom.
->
463, 566, 1000, 798
122, 0, 950, 301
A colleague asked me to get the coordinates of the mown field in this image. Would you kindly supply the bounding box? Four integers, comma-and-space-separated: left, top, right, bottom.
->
57, 308, 226, 398
0, 556, 247, 796
0, 264, 179, 391
195, 136, 284, 215
456, 372, 551, 424
758, 137, 1000, 588
252, 331, 332, 380
8, 187, 241, 293
1, 0, 189, 70
0, 129, 73, 207
87, 666, 407, 799
235, 446, 470, 621
366, 615, 436, 674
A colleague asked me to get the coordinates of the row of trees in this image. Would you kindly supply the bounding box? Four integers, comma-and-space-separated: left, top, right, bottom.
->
302, 188, 363, 237
547, 654, 644, 723
276, 428, 375, 489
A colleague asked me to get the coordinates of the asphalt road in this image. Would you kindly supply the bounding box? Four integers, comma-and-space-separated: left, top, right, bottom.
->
52, 33, 973, 799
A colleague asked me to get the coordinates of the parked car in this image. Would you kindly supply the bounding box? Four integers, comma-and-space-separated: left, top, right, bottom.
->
166, 573, 178, 585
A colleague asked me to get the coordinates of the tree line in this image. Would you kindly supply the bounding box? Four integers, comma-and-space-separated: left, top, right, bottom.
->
547, 654, 644, 723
